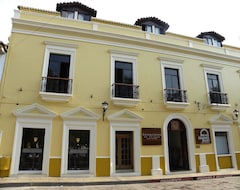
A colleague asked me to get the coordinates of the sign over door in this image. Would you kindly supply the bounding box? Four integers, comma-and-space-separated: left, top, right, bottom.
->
142, 128, 161, 145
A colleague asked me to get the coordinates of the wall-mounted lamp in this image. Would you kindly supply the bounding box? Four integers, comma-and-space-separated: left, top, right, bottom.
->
102, 101, 108, 121
233, 104, 239, 120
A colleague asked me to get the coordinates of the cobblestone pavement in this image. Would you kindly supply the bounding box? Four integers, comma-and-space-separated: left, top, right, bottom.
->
2, 176, 240, 190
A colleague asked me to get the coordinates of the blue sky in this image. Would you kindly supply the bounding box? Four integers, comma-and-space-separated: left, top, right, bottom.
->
1, 0, 240, 47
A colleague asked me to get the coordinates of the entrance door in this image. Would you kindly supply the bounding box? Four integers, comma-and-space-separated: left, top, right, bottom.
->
19, 128, 45, 171
115, 131, 133, 171
168, 119, 189, 171
68, 130, 90, 171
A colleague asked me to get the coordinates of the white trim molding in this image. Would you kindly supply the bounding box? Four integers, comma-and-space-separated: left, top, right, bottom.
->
10, 104, 56, 176
160, 60, 189, 109
60, 107, 99, 176
209, 114, 237, 171
40, 43, 76, 102
108, 109, 143, 176
110, 50, 140, 107
163, 113, 196, 175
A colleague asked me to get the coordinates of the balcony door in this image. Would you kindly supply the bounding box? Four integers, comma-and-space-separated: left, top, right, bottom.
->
207, 73, 223, 104
165, 68, 182, 102
46, 53, 70, 93
115, 61, 133, 98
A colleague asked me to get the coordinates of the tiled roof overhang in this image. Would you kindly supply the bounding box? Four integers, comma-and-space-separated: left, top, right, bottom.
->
135, 17, 169, 31
56, 2, 97, 17
197, 31, 225, 42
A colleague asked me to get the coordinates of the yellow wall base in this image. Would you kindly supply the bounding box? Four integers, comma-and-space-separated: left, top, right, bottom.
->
49, 158, 61, 177
236, 153, 240, 170
96, 158, 110, 177
0, 157, 11, 177
218, 156, 233, 169
206, 154, 217, 171
141, 157, 152, 176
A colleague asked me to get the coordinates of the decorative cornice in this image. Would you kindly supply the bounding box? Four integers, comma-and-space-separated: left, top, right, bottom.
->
11, 18, 240, 65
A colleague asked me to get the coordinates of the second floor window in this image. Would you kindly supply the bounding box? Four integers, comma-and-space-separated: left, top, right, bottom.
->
46, 53, 71, 94
111, 52, 139, 100
41, 43, 76, 99
207, 73, 228, 104
114, 61, 134, 98
164, 68, 186, 102
161, 61, 187, 104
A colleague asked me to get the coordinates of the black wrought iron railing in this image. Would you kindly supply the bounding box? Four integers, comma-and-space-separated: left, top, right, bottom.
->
112, 83, 139, 99
41, 77, 73, 94
164, 88, 187, 103
209, 91, 228, 104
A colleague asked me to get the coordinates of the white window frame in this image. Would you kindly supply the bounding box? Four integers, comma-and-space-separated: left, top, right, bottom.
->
108, 109, 142, 177
145, 25, 161, 34
211, 125, 237, 170
203, 66, 230, 110
61, 122, 96, 176
110, 50, 140, 107
163, 114, 196, 175
110, 123, 140, 176
10, 116, 54, 175
60, 107, 99, 177
160, 59, 189, 109
40, 42, 77, 102
204, 68, 224, 95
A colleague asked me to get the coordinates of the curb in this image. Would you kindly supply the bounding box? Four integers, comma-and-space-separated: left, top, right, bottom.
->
0, 173, 240, 188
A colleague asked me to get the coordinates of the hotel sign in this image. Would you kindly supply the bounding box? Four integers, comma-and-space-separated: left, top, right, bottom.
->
142, 128, 161, 145
195, 128, 211, 144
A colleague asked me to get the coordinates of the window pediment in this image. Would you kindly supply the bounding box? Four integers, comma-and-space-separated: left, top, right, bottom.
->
13, 103, 56, 119
209, 114, 233, 125
108, 109, 143, 122
61, 107, 100, 121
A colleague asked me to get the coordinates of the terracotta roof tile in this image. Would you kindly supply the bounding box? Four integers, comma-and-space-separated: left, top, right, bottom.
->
56, 2, 97, 17
197, 31, 225, 42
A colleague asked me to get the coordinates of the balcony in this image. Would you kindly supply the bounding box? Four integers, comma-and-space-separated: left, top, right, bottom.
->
209, 91, 230, 111
39, 77, 73, 102
164, 88, 189, 109
111, 83, 140, 107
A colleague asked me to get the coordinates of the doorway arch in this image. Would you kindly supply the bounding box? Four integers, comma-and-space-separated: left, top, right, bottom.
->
163, 114, 196, 174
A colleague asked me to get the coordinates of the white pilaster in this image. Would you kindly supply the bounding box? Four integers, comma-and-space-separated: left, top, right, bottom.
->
151, 156, 162, 176
199, 153, 209, 173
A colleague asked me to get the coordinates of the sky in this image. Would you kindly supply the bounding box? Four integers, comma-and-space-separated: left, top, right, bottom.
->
0, 0, 240, 47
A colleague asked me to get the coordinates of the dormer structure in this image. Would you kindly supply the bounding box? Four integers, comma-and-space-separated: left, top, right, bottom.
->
56, 2, 97, 21
135, 17, 169, 34
197, 31, 225, 47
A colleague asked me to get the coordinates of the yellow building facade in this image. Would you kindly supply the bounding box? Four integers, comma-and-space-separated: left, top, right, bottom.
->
0, 2, 240, 177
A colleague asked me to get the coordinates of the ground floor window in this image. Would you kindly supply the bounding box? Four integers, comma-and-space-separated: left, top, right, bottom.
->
115, 131, 133, 171
68, 130, 90, 171
215, 132, 229, 155
19, 128, 45, 171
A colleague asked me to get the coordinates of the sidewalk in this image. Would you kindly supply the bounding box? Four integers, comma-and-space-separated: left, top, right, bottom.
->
0, 170, 240, 188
